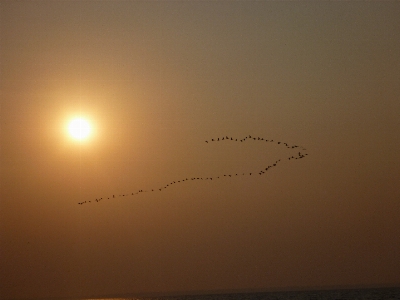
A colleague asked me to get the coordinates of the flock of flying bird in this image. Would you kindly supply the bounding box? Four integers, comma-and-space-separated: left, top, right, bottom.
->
78, 135, 308, 205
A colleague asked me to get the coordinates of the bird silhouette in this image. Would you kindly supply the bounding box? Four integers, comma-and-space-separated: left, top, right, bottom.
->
80, 135, 308, 205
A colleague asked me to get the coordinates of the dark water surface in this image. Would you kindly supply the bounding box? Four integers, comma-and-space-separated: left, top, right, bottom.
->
84, 287, 400, 300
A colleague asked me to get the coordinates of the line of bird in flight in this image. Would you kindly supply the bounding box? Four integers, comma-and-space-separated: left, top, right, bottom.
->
78, 135, 308, 205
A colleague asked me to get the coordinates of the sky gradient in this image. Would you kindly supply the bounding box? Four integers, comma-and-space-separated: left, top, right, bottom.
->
1, 1, 400, 299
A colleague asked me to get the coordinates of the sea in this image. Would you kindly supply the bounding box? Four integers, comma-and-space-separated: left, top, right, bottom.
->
83, 287, 400, 300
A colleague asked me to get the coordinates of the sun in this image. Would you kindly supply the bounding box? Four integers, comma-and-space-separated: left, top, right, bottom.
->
68, 117, 91, 140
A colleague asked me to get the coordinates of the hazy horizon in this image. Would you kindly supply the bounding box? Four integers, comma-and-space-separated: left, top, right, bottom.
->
1, 1, 399, 299
80, 284, 400, 298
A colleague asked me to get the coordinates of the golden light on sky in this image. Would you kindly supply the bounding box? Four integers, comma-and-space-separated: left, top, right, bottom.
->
2, 1, 400, 299
68, 117, 92, 141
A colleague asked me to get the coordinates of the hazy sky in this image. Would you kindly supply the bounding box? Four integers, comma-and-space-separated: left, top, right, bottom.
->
1, 1, 400, 299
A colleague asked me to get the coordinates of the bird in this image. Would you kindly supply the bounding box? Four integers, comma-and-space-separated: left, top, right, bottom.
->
83, 135, 308, 205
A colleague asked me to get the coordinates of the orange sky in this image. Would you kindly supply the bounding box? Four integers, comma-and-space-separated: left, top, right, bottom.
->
1, 1, 400, 299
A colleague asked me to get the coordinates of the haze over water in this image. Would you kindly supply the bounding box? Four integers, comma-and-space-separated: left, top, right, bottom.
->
1, 1, 399, 299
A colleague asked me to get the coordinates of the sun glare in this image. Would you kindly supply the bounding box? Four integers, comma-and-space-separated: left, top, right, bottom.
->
68, 118, 91, 141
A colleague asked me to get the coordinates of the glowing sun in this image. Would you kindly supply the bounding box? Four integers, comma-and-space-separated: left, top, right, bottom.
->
68, 118, 91, 140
